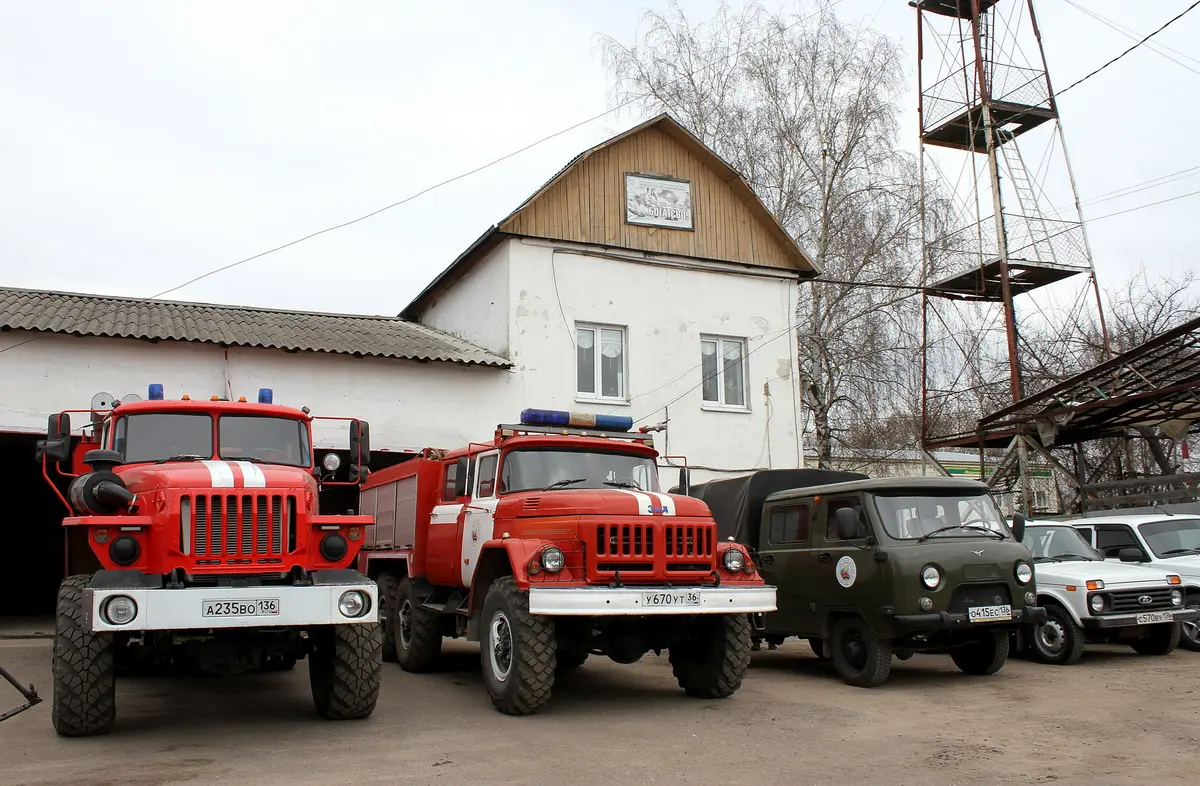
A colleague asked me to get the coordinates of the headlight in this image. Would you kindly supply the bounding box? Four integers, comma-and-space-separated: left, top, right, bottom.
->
1090, 594, 1105, 614
322, 452, 341, 472
103, 595, 138, 625
540, 547, 565, 572
1015, 562, 1033, 585
723, 549, 746, 572
109, 535, 140, 566
1024, 591, 1036, 605
919, 597, 934, 611
338, 590, 369, 618
921, 565, 940, 589
320, 532, 349, 561
1172, 590, 1183, 606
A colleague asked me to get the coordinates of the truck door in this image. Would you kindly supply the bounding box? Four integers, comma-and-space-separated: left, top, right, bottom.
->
816, 496, 883, 627
460, 451, 499, 588
426, 456, 470, 587
756, 499, 816, 636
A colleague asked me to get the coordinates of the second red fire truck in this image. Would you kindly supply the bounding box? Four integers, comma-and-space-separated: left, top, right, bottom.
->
357, 408, 776, 714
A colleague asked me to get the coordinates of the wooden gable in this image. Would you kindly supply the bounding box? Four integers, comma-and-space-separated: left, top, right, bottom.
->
498, 115, 814, 272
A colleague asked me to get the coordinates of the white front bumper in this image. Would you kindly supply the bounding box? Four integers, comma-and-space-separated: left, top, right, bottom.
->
528, 585, 777, 616
84, 583, 378, 633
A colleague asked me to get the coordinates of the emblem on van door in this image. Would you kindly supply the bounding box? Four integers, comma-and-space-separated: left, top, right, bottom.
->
835, 556, 857, 588
1139, 595, 1153, 605
971, 549, 984, 556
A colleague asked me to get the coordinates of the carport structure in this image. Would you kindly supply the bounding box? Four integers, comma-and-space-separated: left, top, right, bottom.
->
929, 316, 1200, 513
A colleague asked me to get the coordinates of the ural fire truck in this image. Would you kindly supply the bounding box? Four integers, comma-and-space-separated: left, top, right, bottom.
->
357, 408, 776, 715
35, 385, 382, 737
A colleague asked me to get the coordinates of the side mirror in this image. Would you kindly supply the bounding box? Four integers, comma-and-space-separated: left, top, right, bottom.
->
348, 419, 371, 483
1118, 548, 1148, 563
1010, 512, 1026, 543
34, 413, 72, 464
678, 466, 691, 496
835, 507, 859, 541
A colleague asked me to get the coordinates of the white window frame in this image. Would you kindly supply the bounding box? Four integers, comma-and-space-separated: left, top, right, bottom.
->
575, 322, 628, 404
700, 334, 750, 412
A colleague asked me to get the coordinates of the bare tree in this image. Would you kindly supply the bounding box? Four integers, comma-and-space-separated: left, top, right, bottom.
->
599, 1, 930, 464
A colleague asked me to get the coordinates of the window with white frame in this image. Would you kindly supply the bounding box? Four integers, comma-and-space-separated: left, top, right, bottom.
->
700, 336, 747, 409
576, 323, 626, 399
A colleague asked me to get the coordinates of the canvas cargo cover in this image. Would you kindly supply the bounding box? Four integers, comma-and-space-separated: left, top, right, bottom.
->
675, 469, 866, 547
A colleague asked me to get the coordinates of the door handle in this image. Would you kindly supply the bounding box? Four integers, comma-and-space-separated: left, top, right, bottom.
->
761, 554, 775, 566
817, 552, 832, 563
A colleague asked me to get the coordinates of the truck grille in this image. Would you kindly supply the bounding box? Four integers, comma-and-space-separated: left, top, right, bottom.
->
1104, 588, 1175, 613
592, 521, 714, 574
182, 493, 295, 561
948, 582, 1013, 613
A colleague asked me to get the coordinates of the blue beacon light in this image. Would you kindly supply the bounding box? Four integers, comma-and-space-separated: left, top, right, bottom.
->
519, 408, 633, 432
258, 388, 273, 404
147, 383, 164, 401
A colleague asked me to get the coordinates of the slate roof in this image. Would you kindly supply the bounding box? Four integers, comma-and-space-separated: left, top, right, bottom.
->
0, 286, 510, 367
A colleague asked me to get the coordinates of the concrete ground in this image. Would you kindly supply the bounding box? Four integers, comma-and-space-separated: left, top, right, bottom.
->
1, 636, 1198, 785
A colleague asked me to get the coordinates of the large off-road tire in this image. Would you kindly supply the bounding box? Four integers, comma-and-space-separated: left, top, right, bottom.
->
668, 613, 752, 699
52, 574, 116, 737
808, 637, 829, 660
480, 577, 555, 715
375, 572, 400, 663
830, 616, 892, 687
556, 642, 590, 672
951, 630, 1010, 675
1129, 622, 1181, 656
1178, 596, 1200, 652
308, 623, 383, 720
394, 577, 443, 672
1030, 604, 1086, 665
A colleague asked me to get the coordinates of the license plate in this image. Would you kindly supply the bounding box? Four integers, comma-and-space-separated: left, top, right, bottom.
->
202, 598, 281, 618
1136, 611, 1173, 625
968, 604, 1012, 623
641, 591, 701, 607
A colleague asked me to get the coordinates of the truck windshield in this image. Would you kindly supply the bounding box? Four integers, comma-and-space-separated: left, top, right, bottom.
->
499, 448, 660, 493
219, 416, 311, 467
871, 492, 1009, 540
1022, 526, 1102, 562
115, 413, 213, 463
1139, 518, 1200, 558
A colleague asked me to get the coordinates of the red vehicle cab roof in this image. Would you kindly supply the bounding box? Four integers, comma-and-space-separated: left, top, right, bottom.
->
104, 398, 311, 421
439, 433, 658, 461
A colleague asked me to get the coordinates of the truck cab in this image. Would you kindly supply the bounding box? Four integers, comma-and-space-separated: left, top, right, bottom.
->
36, 385, 382, 736
687, 469, 1046, 687
1019, 521, 1193, 663
1070, 514, 1200, 651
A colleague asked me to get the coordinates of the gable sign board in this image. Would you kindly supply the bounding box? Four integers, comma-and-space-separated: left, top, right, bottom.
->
625, 173, 693, 230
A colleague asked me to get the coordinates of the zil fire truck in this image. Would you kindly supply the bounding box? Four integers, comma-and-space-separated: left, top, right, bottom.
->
35, 384, 382, 737
357, 408, 776, 715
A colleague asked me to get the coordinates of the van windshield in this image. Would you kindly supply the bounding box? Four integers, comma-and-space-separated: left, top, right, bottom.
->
499, 448, 660, 493
871, 492, 1009, 540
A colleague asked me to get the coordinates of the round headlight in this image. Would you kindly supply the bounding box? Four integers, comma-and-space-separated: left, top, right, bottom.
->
724, 548, 746, 572
540, 547, 565, 572
109, 535, 140, 566
921, 565, 940, 589
919, 596, 934, 611
1015, 562, 1033, 585
1171, 589, 1183, 606
322, 453, 341, 472
338, 590, 369, 618
1024, 591, 1036, 606
320, 532, 349, 562
103, 595, 138, 626
1090, 594, 1105, 614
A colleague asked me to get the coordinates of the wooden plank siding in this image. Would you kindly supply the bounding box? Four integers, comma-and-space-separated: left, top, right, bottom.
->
500, 124, 807, 272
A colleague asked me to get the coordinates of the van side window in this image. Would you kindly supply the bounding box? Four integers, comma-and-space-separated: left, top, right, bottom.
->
1095, 525, 1139, 558
442, 461, 459, 502
768, 504, 810, 544
477, 454, 498, 498
827, 498, 868, 540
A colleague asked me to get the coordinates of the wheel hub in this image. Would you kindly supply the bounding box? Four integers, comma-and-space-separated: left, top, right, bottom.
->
489, 611, 513, 683
1037, 620, 1065, 654
843, 630, 868, 670
398, 599, 413, 649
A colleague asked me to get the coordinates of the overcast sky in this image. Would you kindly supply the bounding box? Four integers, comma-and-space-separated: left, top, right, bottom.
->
1, 0, 1196, 317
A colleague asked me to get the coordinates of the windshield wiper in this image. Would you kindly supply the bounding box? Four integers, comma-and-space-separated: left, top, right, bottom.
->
1161, 547, 1200, 556
222, 455, 265, 463
918, 524, 1005, 542
544, 478, 587, 491
1044, 553, 1091, 562
603, 480, 642, 489
154, 454, 208, 464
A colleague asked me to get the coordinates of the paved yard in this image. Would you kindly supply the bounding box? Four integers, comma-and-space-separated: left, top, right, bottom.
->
1, 636, 1198, 785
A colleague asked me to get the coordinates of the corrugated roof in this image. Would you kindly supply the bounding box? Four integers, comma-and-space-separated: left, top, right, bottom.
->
0, 286, 511, 367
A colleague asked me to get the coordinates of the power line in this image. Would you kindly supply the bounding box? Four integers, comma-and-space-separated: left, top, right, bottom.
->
1088, 186, 1200, 222
1060, 0, 1200, 75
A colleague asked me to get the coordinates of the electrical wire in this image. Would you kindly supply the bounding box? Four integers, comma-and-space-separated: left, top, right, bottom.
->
1060, 0, 1200, 76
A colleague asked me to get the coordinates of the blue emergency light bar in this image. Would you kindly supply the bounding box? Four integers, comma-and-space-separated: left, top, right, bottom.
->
148, 383, 164, 401
519, 408, 633, 432
258, 388, 273, 404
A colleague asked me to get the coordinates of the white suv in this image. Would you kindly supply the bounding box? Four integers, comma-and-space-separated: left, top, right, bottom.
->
1070, 513, 1200, 651
1020, 521, 1196, 663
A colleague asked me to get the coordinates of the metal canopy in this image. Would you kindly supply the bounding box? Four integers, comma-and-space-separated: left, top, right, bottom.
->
932, 316, 1200, 449
927, 258, 1086, 302
921, 102, 1057, 152
910, 0, 1001, 19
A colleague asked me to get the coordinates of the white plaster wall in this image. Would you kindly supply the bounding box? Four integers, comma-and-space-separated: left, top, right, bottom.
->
418, 240, 510, 355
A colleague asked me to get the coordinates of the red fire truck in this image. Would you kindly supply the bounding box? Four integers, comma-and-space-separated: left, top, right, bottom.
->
357, 408, 776, 715
36, 384, 382, 737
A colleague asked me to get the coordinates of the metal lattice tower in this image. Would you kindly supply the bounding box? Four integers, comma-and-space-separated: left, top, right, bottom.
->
913, 0, 1110, 513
